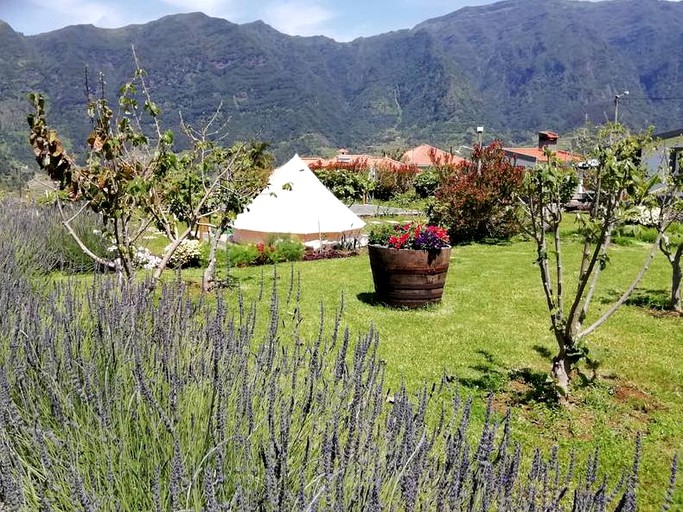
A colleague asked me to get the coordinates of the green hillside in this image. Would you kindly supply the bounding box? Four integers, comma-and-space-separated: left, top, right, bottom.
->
1, 0, 682, 186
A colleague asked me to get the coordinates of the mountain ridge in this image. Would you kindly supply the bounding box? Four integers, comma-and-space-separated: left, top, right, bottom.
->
0, 0, 681, 175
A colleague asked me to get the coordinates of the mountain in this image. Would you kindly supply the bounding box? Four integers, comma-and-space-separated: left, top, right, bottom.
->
1, 0, 682, 178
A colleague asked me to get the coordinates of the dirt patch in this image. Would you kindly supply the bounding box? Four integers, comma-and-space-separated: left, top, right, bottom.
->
613, 383, 661, 413
614, 384, 649, 402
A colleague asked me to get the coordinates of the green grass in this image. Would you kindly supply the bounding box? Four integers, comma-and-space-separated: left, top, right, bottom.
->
180, 235, 682, 510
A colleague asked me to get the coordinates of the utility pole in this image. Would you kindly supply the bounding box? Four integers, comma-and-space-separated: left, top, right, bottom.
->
614, 90, 629, 124
476, 126, 483, 174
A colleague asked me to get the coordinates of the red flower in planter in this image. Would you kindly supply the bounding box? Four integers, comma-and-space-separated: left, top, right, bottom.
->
372, 222, 450, 250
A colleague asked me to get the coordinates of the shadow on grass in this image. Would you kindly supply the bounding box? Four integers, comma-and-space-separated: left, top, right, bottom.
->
458, 350, 561, 406
453, 346, 608, 407
459, 345, 559, 407
507, 368, 560, 406
460, 350, 510, 393
356, 292, 444, 311
356, 292, 383, 306
532, 344, 553, 359
531, 344, 601, 393
601, 287, 672, 313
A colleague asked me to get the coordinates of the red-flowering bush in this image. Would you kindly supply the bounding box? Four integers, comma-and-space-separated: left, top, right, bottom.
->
431, 140, 524, 243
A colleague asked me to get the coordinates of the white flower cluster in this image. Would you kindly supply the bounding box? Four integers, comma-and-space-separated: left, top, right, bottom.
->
629, 206, 661, 227
164, 239, 202, 268
105, 244, 162, 270
134, 247, 162, 270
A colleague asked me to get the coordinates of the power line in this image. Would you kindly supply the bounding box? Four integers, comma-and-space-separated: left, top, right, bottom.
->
621, 97, 683, 101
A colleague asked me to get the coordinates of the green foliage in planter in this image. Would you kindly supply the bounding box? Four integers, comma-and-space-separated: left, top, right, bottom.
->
368, 223, 397, 245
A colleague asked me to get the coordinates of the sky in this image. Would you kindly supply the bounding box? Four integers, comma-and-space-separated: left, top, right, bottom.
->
1, 0, 496, 42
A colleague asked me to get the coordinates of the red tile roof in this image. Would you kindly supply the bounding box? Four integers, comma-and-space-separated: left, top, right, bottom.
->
302, 153, 403, 169
402, 144, 465, 167
504, 147, 582, 164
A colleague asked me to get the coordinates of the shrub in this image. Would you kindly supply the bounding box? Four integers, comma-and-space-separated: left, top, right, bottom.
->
374, 163, 420, 200
431, 141, 525, 244
164, 239, 201, 268
314, 167, 372, 204
200, 240, 229, 268
613, 224, 660, 246
310, 160, 374, 204
225, 242, 261, 267
302, 247, 359, 260
267, 237, 305, 263
223, 238, 305, 267
413, 169, 440, 198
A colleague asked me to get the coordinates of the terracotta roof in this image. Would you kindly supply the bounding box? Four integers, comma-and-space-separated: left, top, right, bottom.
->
504, 147, 582, 164
303, 153, 404, 169
402, 144, 465, 167
301, 156, 326, 167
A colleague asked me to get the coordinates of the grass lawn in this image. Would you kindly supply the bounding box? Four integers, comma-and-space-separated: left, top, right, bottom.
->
180, 235, 682, 509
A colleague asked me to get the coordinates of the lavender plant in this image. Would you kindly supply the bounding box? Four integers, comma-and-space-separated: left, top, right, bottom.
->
0, 219, 679, 510
0, 199, 109, 275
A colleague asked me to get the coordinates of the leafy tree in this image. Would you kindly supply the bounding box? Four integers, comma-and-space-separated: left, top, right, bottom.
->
373, 162, 419, 200
27, 56, 269, 290
654, 149, 683, 312
310, 159, 373, 204
431, 141, 524, 243
518, 125, 662, 399
659, 229, 683, 313
413, 169, 440, 198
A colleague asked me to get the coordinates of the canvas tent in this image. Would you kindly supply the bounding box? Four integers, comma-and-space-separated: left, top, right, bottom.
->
232, 154, 366, 244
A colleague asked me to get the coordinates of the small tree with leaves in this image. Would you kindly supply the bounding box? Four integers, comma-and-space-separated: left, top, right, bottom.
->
309, 159, 374, 204
660, 226, 683, 313
654, 148, 683, 312
28, 55, 268, 290
518, 125, 663, 399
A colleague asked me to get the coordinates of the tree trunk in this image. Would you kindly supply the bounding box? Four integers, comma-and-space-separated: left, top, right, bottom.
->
551, 329, 575, 403
202, 232, 220, 293
551, 350, 571, 403
671, 257, 682, 313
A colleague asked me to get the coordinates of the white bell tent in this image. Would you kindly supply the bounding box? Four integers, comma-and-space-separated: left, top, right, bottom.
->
232, 154, 365, 244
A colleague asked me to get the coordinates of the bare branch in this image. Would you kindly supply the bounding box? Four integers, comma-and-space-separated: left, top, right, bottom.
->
56, 199, 116, 271
580, 231, 663, 337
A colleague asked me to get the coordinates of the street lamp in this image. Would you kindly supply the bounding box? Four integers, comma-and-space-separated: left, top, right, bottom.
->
476, 126, 484, 174
614, 90, 629, 124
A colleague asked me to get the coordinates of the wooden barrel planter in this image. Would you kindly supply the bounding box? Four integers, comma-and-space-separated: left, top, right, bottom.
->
368, 244, 451, 308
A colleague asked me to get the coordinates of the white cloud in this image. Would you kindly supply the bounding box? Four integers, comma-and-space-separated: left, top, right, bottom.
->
159, 0, 235, 14
260, 1, 336, 37
25, 0, 119, 26
158, 0, 258, 24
